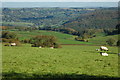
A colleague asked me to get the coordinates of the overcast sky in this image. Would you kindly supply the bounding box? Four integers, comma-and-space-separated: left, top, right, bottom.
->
1, 0, 120, 2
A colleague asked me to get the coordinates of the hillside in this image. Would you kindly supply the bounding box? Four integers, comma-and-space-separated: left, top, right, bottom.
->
2, 7, 119, 46
10, 30, 92, 45
63, 8, 118, 31
2, 7, 118, 31
2, 8, 94, 28
88, 32, 118, 45
2, 5, 120, 79
8, 30, 118, 45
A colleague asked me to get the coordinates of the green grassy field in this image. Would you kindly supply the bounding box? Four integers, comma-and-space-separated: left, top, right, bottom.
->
9, 30, 119, 45
2, 44, 119, 79
2, 22, 34, 27
11, 30, 93, 45
89, 33, 118, 45
2, 30, 119, 79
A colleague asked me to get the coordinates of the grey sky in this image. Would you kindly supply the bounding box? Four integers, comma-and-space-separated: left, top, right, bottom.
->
1, 0, 120, 2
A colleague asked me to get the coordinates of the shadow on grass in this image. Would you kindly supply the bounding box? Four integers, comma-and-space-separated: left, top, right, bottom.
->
86, 50, 118, 55
2, 71, 120, 80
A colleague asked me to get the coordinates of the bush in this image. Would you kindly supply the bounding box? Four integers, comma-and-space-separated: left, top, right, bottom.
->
4, 43, 10, 46
31, 42, 43, 47
2, 31, 17, 39
2, 38, 21, 46
30, 35, 61, 48
14, 41, 21, 46
2, 38, 8, 42
75, 37, 88, 42
2, 38, 17, 43
117, 40, 120, 46
2, 31, 21, 46
53, 43, 61, 48
106, 38, 116, 46
22, 39, 30, 43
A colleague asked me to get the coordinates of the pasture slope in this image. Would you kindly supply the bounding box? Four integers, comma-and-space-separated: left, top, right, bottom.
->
10, 30, 118, 45
2, 44, 119, 79
2, 30, 120, 79
2, 22, 34, 27
11, 30, 93, 45
89, 33, 118, 45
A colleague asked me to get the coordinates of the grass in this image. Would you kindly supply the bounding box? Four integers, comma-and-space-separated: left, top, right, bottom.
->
2, 22, 34, 27
11, 30, 93, 45
2, 30, 119, 79
2, 44, 119, 79
8, 30, 119, 45
89, 34, 118, 45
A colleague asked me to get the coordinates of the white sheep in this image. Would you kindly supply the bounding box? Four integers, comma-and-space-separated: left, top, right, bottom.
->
39, 46, 42, 48
50, 47, 54, 49
100, 46, 108, 51
100, 52, 108, 56
96, 49, 100, 51
10, 43, 16, 46
118, 53, 120, 56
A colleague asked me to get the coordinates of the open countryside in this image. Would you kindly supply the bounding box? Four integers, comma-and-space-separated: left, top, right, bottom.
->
1, 2, 120, 79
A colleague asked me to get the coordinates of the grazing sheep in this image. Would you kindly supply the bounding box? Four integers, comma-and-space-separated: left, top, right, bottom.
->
100, 52, 108, 56
100, 46, 108, 51
50, 47, 54, 49
118, 53, 120, 56
10, 43, 16, 46
96, 49, 100, 51
39, 46, 42, 48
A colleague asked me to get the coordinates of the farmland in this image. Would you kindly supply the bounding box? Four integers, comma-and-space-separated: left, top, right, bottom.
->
11, 30, 94, 45
89, 33, 118, 45
1, 22, 34, 27
9, 30, 118, 45
2, 44, 119, 79
1, 4, 120, 79
2, 28, 119, 79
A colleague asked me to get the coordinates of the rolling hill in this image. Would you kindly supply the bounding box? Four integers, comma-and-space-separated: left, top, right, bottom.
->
63, 7, 118, 31
9, 30, 118, 45
10, 30, 93, 45
2, 7, 118, 31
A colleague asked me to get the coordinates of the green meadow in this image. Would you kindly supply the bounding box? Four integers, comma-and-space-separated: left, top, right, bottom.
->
2, 6, 119, 79
2, 22, 34, 27
89, 33, 118, 45
12, 30, 93, 45
2, 30, 119, 79
10, 30, 118, 45
2, 44, 119, 79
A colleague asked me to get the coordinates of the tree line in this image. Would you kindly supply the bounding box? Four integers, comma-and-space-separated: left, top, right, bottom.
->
2, 31, 61, 48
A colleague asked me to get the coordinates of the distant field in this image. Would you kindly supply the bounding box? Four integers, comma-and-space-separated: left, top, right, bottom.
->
11, 30, 93, 45
9, 30, 119, 45
89, 33, 118, 45
2, 30, 119, 79
2, 22, 34, 27
2, 44, 119, 79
